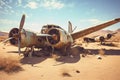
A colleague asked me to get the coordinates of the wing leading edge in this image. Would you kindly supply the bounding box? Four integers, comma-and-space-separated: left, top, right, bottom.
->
71, 18, 120, 40
36, 33, 52, 37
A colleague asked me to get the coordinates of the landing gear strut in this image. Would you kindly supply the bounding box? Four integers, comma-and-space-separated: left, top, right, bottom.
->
23, 46, 35, 57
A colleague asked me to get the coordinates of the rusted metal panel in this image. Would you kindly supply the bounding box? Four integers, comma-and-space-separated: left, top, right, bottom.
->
71, 18, 120, 40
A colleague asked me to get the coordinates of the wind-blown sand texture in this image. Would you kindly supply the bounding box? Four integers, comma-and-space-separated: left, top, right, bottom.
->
0, 42, 120, 80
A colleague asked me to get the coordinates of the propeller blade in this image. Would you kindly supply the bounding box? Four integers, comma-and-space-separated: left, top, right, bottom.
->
2, 37, 13, 43
18, 38, 21, 55
19, 14, 25, 33
18, 14, 25, 55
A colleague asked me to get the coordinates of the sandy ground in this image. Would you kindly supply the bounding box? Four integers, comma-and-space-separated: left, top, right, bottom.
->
0, 42, 120, 80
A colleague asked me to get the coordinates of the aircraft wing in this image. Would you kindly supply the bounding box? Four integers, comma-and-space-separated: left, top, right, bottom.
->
36, 33, 52, 37
71, 18, 120, 40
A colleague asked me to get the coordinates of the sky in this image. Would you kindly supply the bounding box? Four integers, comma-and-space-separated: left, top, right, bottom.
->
0, 0, 120, 32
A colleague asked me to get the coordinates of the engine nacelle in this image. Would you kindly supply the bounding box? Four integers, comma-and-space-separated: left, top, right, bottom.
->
9, 28, 46, 48
47, 28, 73, 49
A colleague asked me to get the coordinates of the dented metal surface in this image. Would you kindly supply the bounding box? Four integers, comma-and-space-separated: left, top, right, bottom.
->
9, 18, 120, 49
41, 25, 73, 49
71, 18, 120, 40
6, 14, 120, 56
9, 28, 48, 48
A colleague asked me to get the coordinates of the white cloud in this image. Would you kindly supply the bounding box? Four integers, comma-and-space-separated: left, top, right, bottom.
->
80, 19, 103, 25
85, 8, 96, 15
18, 0, 22, 6
25, 1, 38, 9
88, 19, 102, 24
41, 0, 64, 9
0, 6, 2, 9
0, 19, 19, 32
0, 0, 14, 15
25, 22, 43, 32
0, 0, 12, 9
18, 0, 22, 4
0, 19, 18, 25
66, 3, 74, 8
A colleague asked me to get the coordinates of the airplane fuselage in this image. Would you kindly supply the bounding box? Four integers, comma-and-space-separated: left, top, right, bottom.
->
9, 25, 73, 50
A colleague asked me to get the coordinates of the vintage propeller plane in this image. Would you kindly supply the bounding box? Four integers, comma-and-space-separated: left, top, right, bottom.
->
83, 32, 117, 44
3, 14, 120, 57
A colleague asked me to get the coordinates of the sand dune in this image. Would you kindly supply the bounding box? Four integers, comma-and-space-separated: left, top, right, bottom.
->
0, 31, 8, 42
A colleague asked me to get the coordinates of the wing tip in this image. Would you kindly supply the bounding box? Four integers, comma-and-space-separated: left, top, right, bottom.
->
114, 18, 120, 22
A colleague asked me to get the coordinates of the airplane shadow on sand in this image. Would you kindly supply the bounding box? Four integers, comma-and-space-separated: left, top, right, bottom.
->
7, 50, 81, 65
7, 51, 24, 53
20, 57, 47, 66
7, 48, 120, 66
55, 54, 81, 64
86, 49, 120, 55
20, 51, 81, 66
7, 51, 48, 65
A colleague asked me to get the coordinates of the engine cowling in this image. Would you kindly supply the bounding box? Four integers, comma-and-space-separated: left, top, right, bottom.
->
47, 28, 73, 49
9, 28, 20, 46
9, 28, 43, 48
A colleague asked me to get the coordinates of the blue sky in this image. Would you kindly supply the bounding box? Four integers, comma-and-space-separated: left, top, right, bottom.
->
0, 0, 120, 32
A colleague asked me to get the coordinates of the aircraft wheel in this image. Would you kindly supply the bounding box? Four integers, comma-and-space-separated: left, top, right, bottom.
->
23, 47, 30, 57
23, 53, 29, 57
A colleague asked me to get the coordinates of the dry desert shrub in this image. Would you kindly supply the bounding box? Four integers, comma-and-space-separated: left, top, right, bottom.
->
0, 54, 23, 73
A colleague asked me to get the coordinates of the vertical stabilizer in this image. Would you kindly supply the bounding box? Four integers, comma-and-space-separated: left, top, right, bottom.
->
68, 21, 72, 33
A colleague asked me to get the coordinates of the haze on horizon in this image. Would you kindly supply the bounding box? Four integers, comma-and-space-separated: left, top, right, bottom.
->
0, 0, 120, 32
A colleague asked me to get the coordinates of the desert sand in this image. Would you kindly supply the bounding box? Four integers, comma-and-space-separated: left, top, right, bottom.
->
0, 30, 120, 80
0, 42, 120, 80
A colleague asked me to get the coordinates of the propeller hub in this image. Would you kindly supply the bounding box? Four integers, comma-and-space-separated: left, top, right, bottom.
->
47, 28, 60, 45
9, 28, 20, 45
